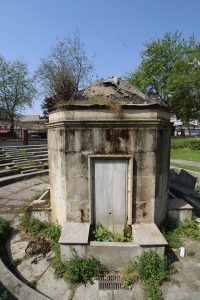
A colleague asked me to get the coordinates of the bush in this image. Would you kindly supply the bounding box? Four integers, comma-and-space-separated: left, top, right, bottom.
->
65, 253, 104, 284
19, 216, 47, 236
122, 251, 171, 300
52, 244, 105, 284
136, 251, 170, 285
44, 223, 61, 242
0, 217, 10, 241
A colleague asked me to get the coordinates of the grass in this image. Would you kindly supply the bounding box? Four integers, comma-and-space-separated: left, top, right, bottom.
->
170, 137, 200, 163
171, 137, 200, 147
170, 149, 200, 162
161, 217, 200, 249
170, 163, 200, 173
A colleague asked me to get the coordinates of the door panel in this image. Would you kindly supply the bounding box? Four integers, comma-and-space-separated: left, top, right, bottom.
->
94, 159, 128, 231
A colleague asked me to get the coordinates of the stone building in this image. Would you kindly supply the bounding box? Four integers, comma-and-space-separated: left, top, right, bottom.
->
47, 78, 170, 267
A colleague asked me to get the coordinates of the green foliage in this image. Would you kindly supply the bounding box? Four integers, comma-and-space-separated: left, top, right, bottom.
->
93, 224, 114, 242
19, 214, 46, 236
187, 250, 195, 257
93, 224, 133, 242
65, 253, 104, 284
127, 32, 200, 123
161, 217, 182, 248
145, 284, 163, 300
179, 218, 200, 239
0, 55, 36, 129
0, 217, 10, 241
161, 217, 200, 249
52, 243, 104, 284
195, 185, 200, 194
136, 251, 170, 285
44, 223, 61, 242
122, 261, 138, 288
171, 140, 200, 150
10, 258, 22, 269
122, 251, 171, 300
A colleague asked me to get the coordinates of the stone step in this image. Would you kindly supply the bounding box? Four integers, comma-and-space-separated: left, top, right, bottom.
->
21, 168, 38, 174
0, 169, 49, 187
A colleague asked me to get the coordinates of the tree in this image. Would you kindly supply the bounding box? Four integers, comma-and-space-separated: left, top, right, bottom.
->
37, 32, 94, 108
0, 56, 36, 134
127, 32, 200, 124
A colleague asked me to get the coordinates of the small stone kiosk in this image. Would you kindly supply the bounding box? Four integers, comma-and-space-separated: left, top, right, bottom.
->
48, 78, 170, 270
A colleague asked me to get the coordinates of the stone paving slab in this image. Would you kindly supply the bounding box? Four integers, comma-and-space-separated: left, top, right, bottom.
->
17, 256, 50, 282
0, 176, 49, 220
36, 267, 72, 300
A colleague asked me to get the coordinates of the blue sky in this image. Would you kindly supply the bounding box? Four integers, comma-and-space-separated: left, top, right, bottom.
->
0, 0, 200, 115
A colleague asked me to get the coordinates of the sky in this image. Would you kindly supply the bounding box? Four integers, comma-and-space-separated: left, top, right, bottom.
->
0, 0, 200, 115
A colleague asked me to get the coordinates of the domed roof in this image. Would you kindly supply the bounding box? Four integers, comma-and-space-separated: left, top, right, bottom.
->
77, 77, 168, 107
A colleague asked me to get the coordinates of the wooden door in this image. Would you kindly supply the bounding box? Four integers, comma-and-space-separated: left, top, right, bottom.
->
93, 159, 128, 231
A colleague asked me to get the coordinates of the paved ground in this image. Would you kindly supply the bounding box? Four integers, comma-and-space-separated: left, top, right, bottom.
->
0, 176, 49, 221
171, 159, 200, 167
1, 177, 200, 299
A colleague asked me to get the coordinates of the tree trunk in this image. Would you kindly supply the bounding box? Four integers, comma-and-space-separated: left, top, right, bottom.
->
10, 116, 15, 139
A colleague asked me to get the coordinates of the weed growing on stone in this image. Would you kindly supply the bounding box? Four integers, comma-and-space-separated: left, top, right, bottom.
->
43, 223, 61, 242
93, 224, 133, 242
122, 250, 171, 300
187, 250, 195, 257
51, 243, 105, 284
64, 252, 105, 284
161, 217, 200, 249
19, 214, 46, 236
195, 184, 200, 194
10, 258, 22, 269
0, 217, 10, 241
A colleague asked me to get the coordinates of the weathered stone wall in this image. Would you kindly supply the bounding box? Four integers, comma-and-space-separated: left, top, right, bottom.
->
48, 106, 170, 227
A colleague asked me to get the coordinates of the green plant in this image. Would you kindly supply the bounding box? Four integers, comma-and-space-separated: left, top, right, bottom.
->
122, 251, 171, 300
52, 243, 68, 277
93, 224, 133, 242
136, 251, 170, 285
44, 223, 61, 242
10, 258, 22, 269
187, 250, 195, 257
0, 217, 10, 241
19, 214, 47, 236
122, 261, 138, 288
179, 218, 200, 239
93, 224, 114, 242
195, 185, 200, 194
144, 284, 163, 300
161, 217, 200, 249
161, 217, 182, 249
65, 252, 104, 284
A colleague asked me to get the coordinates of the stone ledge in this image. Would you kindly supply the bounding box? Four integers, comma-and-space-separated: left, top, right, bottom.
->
59, 222, 90, 244
132, 223, 168, 246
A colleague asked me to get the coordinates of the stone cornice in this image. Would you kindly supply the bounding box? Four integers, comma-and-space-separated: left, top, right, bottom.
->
47, 119, 171, 129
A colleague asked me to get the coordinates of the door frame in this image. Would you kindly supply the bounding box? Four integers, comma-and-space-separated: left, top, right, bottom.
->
88, 155, 133, 225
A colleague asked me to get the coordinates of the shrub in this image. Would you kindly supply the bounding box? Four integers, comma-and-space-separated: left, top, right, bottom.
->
0, 217, 10, 241
65, 253, 104, 284
44, 223, 61, 242
122, 251, 171, 300
136, 251, 170, 285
